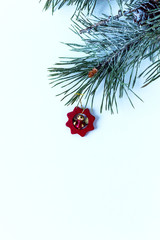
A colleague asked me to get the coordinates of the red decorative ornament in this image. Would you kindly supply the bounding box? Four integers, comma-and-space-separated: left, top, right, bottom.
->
66, 107, 95, 137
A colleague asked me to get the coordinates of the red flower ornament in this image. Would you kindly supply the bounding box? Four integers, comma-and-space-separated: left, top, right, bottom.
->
66, 107, 95, 137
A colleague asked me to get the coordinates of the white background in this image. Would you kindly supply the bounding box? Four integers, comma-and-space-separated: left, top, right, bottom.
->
0, 0, 160, 239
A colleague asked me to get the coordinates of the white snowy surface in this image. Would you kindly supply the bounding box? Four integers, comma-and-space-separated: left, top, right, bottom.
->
0, 1, 160, 240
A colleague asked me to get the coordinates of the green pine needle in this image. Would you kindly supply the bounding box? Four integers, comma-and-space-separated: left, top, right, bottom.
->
40, 0, 125, 14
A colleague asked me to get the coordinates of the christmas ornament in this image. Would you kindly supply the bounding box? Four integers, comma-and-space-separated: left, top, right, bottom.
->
66, 106, 95, 137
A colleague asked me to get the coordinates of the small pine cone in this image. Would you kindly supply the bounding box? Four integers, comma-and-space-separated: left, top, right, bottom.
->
133, 0, 159, 25
88, 71, 94, 78
88, 68, 98, 78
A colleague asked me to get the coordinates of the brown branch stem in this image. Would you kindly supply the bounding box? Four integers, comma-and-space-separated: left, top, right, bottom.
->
80, 9, 136, 34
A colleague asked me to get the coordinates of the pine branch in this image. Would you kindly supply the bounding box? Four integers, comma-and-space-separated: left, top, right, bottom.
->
49, 1, 160, 112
